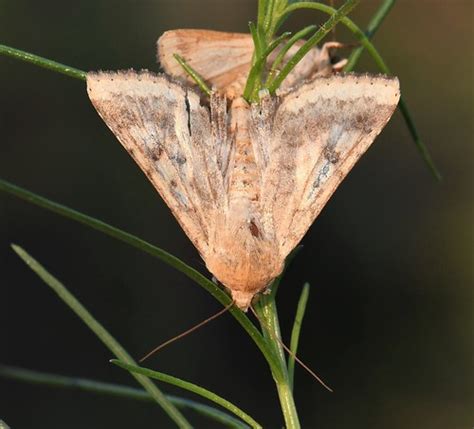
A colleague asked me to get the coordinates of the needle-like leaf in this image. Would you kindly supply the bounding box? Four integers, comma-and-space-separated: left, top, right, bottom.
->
11, 245, 192, 429
111, 360, 262, 429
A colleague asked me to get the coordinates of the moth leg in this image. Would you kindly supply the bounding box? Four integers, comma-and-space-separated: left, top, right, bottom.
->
315, 41, 352, 76
332, 58, 348, 72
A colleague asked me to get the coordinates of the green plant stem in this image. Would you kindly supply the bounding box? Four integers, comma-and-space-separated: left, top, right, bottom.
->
11, 245, 191, 429
269, 25, 317, 74
268, 0, 359, 93
257, 0, 269, 30
112, 360, 262, 429
173, 54, 212, 96
243, 30, 291, 101
0, 44, 85, 80
288, 283, 310, 390
0, 364, 248, 429
345, 0, 397, 70
255, 293, 300, 429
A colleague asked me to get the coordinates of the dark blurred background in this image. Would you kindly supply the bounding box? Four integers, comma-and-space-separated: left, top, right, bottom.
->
1, 1, 472, 428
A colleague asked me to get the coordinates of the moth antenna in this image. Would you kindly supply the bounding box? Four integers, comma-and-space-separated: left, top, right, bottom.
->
139, 300, 234, 363
250, 305, 333, 392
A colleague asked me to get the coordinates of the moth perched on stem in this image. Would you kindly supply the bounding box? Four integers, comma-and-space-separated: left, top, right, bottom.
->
87, 27, 399, 310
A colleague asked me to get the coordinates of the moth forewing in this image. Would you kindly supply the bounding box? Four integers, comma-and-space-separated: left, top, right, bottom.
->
269, 74, 401, 257
86, 71, 222, 257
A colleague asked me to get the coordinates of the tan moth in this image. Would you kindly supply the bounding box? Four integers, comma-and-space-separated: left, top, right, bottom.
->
86, 29, 400, 310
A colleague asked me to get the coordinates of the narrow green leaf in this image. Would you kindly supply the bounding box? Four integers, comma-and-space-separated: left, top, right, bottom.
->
173, 54, 212, 96
0, 179, 281, 378
257, 0, 269, 30
344, 0, 397, 70
243, 31, 292, 101
111, 360, 262, 429
287, 283, 310, 390
0, 364, 248, 429
397, 98, 442, 181
268, 25, 317, 77
0, 43, 86, 80
263, 0, 277, 33
10, 245, 192, 429
268, 0, 360, 93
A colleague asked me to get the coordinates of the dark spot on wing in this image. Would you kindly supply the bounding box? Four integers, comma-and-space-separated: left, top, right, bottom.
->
151, 146, 163, 161
185, 93, 192, 136
173, 153, 187, 165
249, 220, 260, 238
323, 146, 340, 164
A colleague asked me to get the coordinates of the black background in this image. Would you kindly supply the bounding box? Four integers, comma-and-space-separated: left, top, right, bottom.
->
1, 1, 472, 428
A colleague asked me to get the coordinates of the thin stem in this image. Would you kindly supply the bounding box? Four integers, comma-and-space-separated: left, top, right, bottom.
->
397, 98, 441, 180
257, 0, 269, 31
269, 25, 317, 75
268, 0, 360, 93
255, 295, 300, 429
243, 31, 292, 101
263, 0, 276, 34
288, 283, 310, 390
0, 43, 85, 80
345, 0, 397, 70
0, 364, 248, 429
112, 360, 262, 429
173, 54, 212, 96
11, 245, 192, 429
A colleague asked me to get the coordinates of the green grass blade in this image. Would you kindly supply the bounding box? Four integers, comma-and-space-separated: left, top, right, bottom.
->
0, 179, 280, 376
263, 0, 277, 34
397, 98, 442, 181
243, 30, 292, 101
268, 25, 317, 76
10, 245, 192, 429
287, 283, 310, 391
111, 360, 262, 429
0, 364, 247, 429
173, 54, 212, 96
344, 0, 397, 70
0, 43, 86, 80
268, 0, 360, 93
257, 0, 269, 30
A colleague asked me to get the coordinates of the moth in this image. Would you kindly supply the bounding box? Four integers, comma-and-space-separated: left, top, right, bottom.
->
86, 29, 400, 310
157, 29, 348, 99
